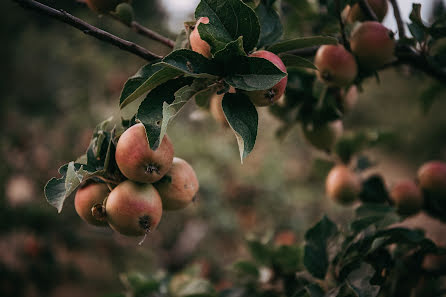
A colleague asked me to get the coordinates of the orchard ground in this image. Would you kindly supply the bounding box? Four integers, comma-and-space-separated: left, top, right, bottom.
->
1, 1, 446, 297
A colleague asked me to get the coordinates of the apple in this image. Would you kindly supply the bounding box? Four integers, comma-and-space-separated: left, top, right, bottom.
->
74, 182, 109, 226
190, 17, 212, 58
105, 181, 163, 236
417, 161, 446, 197
350, 21, 395, 70
85, 0, 119, 13
326, 165, 361, 205
314, 45, 358, 87
245, 50, 288, 107
338, 86, 359, 113
347, 0, 388, 23
115, 123, 174, 184
390, 180, 423, 216
154, 157, 199, 210
302, 120, 343, 152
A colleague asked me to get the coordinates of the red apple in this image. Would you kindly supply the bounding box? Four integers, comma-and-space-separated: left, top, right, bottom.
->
74, 182, 109, 226
190, 17, 212, 58
390, 180, 423, 216
326, 165, 361, 205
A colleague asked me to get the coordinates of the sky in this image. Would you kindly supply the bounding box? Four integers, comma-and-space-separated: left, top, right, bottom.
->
160, 0, 445, 35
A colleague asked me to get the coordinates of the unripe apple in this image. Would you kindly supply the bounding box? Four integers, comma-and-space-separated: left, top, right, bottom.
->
326, 165, 361, 205
74, 182, 109, 226
85, 0, 119, 13
417, 161, 446, 197
338, 85, 358, 113
350, 22, 395, 69
314, 45, 358, 87
209, 93, 228, 126
106, 181, 163, 236
115, 123, 174, 184
245, 50, 288, 107
274, 230, 296, 246
190, 17, 212, 58
390, 180, 423, 216
302, 120, 343, 152
154, 157, 199, 210
347, 0, 388, 23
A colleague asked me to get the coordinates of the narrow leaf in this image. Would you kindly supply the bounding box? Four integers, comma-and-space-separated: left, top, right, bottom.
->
267, 36, 338, 54
159, 49, 221, 77
279, 54, 317, 69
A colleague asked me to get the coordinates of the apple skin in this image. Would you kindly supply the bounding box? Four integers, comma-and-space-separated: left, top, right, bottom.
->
302, 120, 343, 153
190, 17, 212, 58
347, 0, 388, 23
245, 50, 288, 107
338, 86, 358, 113
85, 0, 119, 13
105, 181, 163, 236
154, 157, 199, 211
314, 45, 358, 87
417, 161, 446, 197
326, 165, 361, 205
115, 123, 174, 184
209, 93, 229, 127
74, 182, 109, 226
350, 22, 395, 70
390, 180, 424, 216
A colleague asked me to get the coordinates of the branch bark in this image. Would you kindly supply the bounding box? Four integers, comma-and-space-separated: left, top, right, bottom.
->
131, 21, 175, 48
12, 0, 163, 61
389, 0, 406, 39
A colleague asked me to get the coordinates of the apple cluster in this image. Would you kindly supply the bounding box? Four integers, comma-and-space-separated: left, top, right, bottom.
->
325, 160, 446, 217
74, 123, 199, 237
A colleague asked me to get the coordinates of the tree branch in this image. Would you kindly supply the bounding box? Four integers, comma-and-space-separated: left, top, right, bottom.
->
335, 0, 350, 50
12, 0, 163, 61
131, 21, 175, 48
389, 0, 406, 39
358, 0, 378, 21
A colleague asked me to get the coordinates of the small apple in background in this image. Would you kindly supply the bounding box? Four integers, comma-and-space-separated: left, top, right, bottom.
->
347, 0, 388, 23
274, 230, 296, 246
245, 50, 288, 107
115, 123, 174, 184
85, 0, 119, 13
338, 86, 359, 114
417, 161, 446, 197
390, 180, 424, 216
350, 21, 395, 70
154, 157, 199, 211
326, 165, 361, 205
302, 120, 343, 153
190, 17, 212, 58
74, 182, 109, 226
314, 45, 358, 87
105, 181, 163, 236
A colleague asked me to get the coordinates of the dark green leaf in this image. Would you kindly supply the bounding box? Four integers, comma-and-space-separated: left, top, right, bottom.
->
137, 77, 194, 150
346, 263, 380, 297
304, 216, 338, 279
279, 54, 317, 69
233, 261, 260, 277
222, 93, 258, 162
256, 1, 283, 48
160, 49, 221, 77
195, 0, 260, 53
304, 283, 325, 297
359, 175, 390, 204
214, 37, 247, 64
408, 23, 425, 42
267, 36, 338, 54
223, 56, 286, 91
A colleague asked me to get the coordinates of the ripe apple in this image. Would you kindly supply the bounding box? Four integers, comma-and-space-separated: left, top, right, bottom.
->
74, 182, 109, 226
209, 93, 228, 127
190, 17, 212, 58
314, 45, 358, 87
326, 165, 361, 205
154, 157, 199, 210
347, 0, 388, 23
115, 123, 174, 183
245, 50, 288, 107
274, 230, 296, 246
105, 181, 163, 236
390, 180, 424, 216
85, 0, 119, 13
302, 120, 343, 152
350, 22, 395, 69
417, 161, 446, 197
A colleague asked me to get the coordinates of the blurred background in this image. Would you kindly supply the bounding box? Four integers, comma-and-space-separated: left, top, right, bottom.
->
1, 0, 446, 296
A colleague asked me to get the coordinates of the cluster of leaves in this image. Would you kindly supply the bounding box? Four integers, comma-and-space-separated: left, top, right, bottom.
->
105, 203, 446, 297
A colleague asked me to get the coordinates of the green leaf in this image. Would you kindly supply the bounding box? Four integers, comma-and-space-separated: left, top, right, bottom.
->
279, 54, 317, 69
346, 263, 380, 297
222, 93, 258, 162
267, 36, 338, 54
171, 278, 215, 297
120, 66, 183, 109
233, 261, 260, 278
359, 175, 390, 204
137, 77, 194, 150
213, 37, 247, 64
223, 56, 286, 91
159, 49, 221, 77
304, 216, 338, 279
273, 245, 303, 274
247, 240, 272, 264
195, 0, 260, 53
256, 1, 283, 48
304, 283, 325, 297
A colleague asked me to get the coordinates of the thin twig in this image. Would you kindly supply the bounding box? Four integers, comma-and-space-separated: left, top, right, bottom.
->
389, 0, 406, 39
12, 0, 162, 61
358, 0, 378, 21
335, 0, 350, 50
